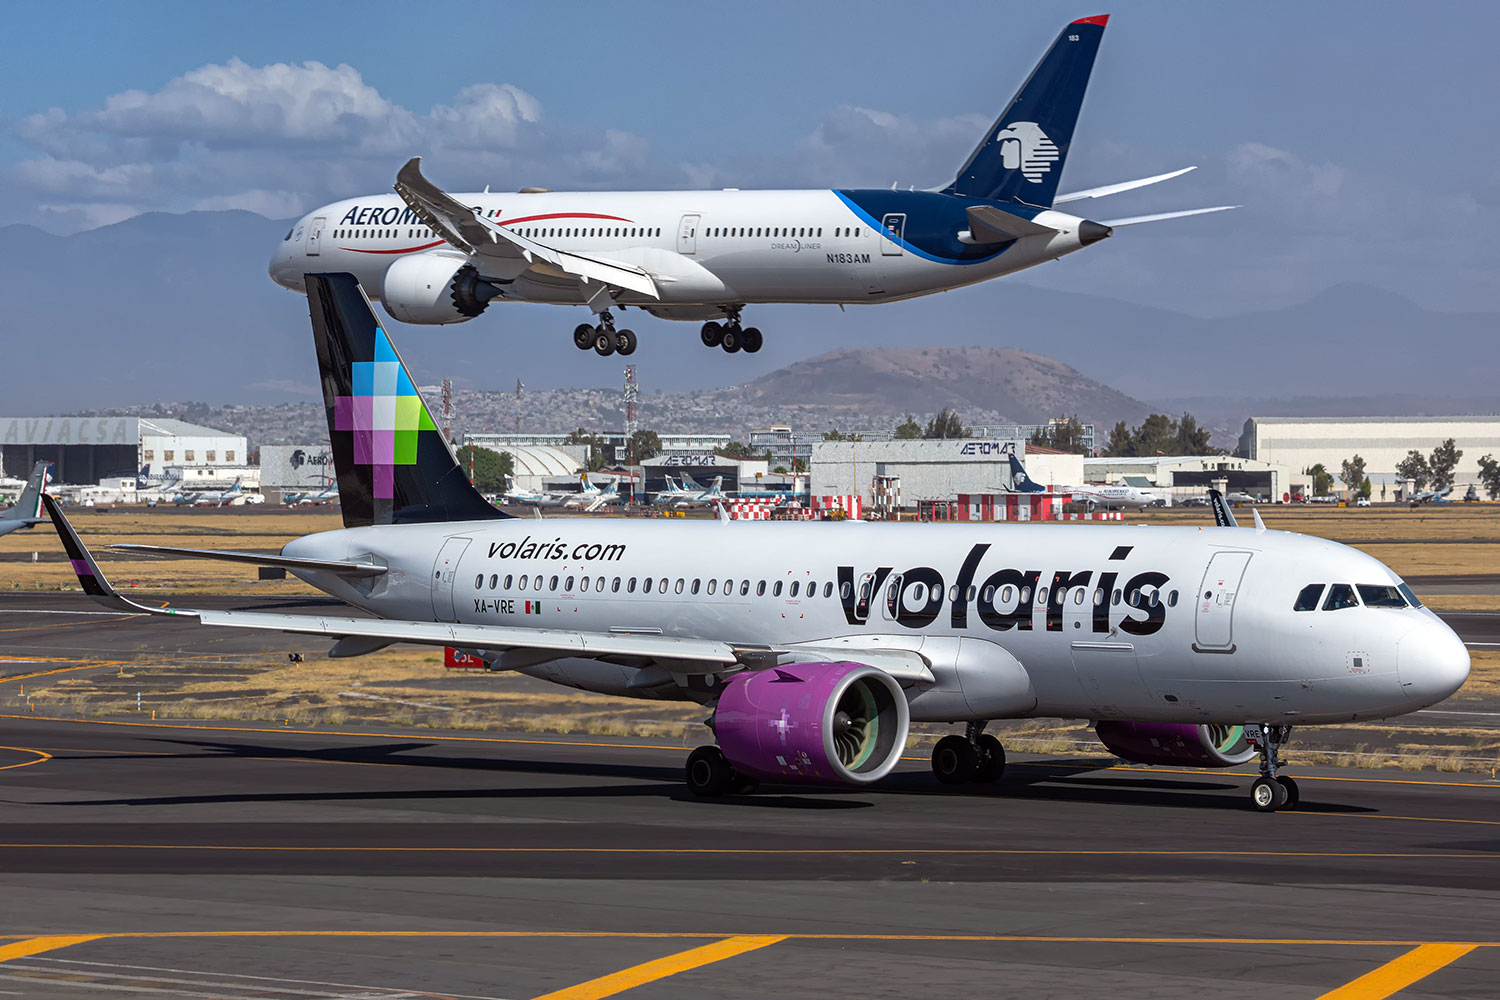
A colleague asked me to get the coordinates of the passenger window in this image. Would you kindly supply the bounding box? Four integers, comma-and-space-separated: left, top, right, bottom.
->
740, 580, 749, 596
1357, 584, 1406, 608
660, 578, 668, 593
474, 574, 483, 589
489, 574, 498, 589
628, 577, 637, 592
1036, 586, 1049, 606
691, 579, 700, 595
549, 576, 558, 591
1293, 584, 1325, 612
597, 577, 604, 591
789, 581, 799, 597
675, 579, 685, 595
533, 575, 543, 591
983, 585, 996, 603
1127, 590, 1140, 607
1074, 589, 1086, 605
1324, 584, 1360, 611
757, 580, 766, 596
643, 578, 653, 594
1112, 589, 1121, 606
825, 583, 834, 598
1092, 588, 1103, 606
773, 581, 783, 597
1168, 590, 1178, 607
503, 575, 513, 589
1020, 586, 1032, 603
580, 577, 590, 592
518, 576, 528, 591
707, 579, 717, 595
564, 576, 574, 591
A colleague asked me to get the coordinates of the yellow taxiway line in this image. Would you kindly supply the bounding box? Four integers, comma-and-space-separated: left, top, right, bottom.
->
1314, 942, 1478, 999
0, 747, 50, 772
530, 935, 785, 1000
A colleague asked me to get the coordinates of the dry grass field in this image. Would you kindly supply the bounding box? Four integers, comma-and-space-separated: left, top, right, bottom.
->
5, 502, 1499, 771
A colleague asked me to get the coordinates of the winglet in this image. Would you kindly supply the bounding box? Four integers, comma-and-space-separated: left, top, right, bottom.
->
1251, 508, 1266, 533
43, 494, 171, 614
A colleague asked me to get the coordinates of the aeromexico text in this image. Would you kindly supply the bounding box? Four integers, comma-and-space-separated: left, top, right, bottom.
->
489, 539, 1170, 637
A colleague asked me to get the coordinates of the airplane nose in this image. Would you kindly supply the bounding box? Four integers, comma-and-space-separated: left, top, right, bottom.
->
1397, 616, 1470, 706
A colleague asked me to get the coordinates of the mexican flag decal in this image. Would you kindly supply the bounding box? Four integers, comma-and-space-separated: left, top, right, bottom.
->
524, 601, 542, 616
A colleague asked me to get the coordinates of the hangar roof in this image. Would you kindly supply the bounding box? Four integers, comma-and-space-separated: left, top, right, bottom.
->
500, 445, 584, 477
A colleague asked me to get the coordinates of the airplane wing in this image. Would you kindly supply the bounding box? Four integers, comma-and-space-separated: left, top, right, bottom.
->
46, 495, 933, 681
1053, 166, 1197, 204
1098, 205, 1239, 228
110, 543, 387, 578
393, 157, 659, 299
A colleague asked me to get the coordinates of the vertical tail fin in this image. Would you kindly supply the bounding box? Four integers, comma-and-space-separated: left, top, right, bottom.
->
1007, 454, 1046, 494
304, 273, 507, 527
944, 16, 1108, 207
3, 461, 51, 523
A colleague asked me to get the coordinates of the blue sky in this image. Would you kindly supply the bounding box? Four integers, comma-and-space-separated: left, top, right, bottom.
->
3, 0, 1496, 316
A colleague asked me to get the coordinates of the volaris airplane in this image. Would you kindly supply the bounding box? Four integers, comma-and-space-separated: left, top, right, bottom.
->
45, 274, 1468, 812
268, 16, 1234, 358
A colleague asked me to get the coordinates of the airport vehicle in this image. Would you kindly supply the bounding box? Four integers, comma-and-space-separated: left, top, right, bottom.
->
1355, 497, 1371, 507
0, 461, 50, 538
267, 17, 1233, 357
46, 275, 1468, 813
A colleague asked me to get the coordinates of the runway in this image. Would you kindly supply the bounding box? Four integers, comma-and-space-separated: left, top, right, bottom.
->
1, 715, 1498, 998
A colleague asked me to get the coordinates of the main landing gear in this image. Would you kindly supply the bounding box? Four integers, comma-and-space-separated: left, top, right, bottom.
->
573, 311, 636, 357
931, 721, 1006, 785
1247, 723, 1299, 812
684, 745, 759, 797
700, 309, 763, 355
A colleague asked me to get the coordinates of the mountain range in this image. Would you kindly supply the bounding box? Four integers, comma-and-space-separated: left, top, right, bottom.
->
2, 210, 1493, 437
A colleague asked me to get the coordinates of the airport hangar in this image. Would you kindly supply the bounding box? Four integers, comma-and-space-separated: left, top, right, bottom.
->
0, 416, 247, 487
1084, 455, 1301, 503
810, 440, 1085, 509
1239, 416, 1500, 493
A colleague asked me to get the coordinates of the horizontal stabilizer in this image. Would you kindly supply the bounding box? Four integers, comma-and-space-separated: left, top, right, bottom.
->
1054, 166, 1196, 204
965, 205, 1057, 243
111, 544, 387, 578
1099, 205, 1240, 228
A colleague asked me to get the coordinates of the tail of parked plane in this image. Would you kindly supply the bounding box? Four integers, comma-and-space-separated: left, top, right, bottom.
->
1, 461, 50, 524
304, 272, 507, 527
944, 16, 1108, 207
1006, 454, 1047, 494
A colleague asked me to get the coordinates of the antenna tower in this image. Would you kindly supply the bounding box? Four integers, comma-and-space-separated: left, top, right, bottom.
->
514, 379, 524, 434
623, 364, 639, 466
441, 379, 453, 442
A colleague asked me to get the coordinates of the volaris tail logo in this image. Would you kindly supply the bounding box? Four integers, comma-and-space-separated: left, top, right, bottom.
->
995, 122, 1059, 183
333, 325, 438, 500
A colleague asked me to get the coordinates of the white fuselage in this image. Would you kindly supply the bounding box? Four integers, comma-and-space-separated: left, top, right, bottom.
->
269, 189, 1093, 317
283, 519, 1468, 727
1070, 485, 1161, 508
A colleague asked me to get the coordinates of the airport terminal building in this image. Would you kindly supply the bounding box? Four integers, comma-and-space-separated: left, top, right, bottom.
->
1239, 416, 1500, 489
0, 416, 246, 486
810, 440, 1084, 506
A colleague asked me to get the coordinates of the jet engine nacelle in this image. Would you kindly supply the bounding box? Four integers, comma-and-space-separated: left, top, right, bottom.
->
1094, 721, 1255, 768
380, 252, 501, 325
714, 662, 909, 785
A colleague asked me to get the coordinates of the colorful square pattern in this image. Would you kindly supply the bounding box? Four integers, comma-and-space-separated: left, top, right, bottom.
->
333, 327, 437, 499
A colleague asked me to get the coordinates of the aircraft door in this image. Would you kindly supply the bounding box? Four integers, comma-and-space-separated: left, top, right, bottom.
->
880, 213, 906, 255
431, 536, 472, 622
677, 214, 699, 255
308, 216, 325, 256
1194, 551, 1252, 651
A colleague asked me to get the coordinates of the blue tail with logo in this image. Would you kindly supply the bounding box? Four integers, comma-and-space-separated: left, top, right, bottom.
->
1008, 454, 1047, 494
943, 16, 1108, 207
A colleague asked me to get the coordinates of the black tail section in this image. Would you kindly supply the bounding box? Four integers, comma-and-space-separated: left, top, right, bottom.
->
304, 273, 508, 527
944, 16, 1108, 207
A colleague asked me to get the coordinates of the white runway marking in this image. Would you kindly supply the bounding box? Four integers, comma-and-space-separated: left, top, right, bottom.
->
1416, 709, 1500, 717
0, 610, 131, 617
33, 956, 511, 999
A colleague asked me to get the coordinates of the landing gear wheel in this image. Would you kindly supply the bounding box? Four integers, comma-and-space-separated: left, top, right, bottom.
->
932, 735, 978, 784
686, 746, 732, 797
1275, 775, 1300, 810
974, 734, 1006, 782
1251, 776, 1289, 812
592, 327, 617, 356
741, 327, 763, 353
615, 329, 637, 356
573, 323, 594, 350
720, 327, 742, 354
700, 321, 723, 347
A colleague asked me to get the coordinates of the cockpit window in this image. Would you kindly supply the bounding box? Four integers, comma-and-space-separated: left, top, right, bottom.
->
1357, 584, 1407, 608
1323, 584, 1359, 611
1398, 583, 1424, 608
1293, 584, 1325, 612
283, 228, 294, 241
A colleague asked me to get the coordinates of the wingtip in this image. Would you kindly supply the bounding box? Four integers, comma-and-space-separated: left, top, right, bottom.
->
1072, 14, 1109, 26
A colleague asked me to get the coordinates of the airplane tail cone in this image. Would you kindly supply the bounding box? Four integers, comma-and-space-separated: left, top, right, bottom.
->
1079, 220, 1112, 245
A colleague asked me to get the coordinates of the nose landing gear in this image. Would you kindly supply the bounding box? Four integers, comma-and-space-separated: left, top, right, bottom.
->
574, 311, 636, 356
931, 721, 1006, 785
1247, 723, 1298, 811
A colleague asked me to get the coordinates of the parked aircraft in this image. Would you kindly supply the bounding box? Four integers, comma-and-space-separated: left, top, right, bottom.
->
1410, 485, 1453, 506
0, 461, 50, 538
564, 476, 624, 510
268, 17, 1234, 358
999, 454, 1162, 509
673, 475, 726, 508
46, 274, 1468, 813
182, 478, 248, 507
284, 481, 340, 506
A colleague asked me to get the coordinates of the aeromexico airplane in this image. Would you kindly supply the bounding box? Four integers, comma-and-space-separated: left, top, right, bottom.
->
267, 16, 1234, 358
46, 274, 1468, 812
0, 461, 50, 538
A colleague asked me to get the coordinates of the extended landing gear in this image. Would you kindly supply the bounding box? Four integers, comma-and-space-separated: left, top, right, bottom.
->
685, 745, 759, 797
574, 312, 636, 357
931, 722, 1006, 785
700, 314, 762, 354
1247, 723, 1298, 812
